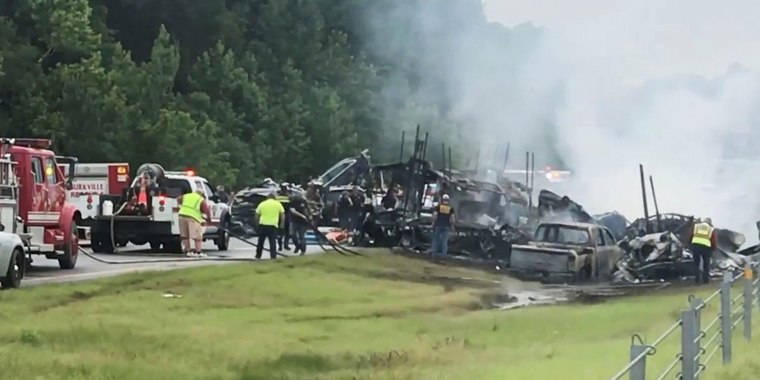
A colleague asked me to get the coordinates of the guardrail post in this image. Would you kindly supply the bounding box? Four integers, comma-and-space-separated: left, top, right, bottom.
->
744, 263, 752, 340
681, 308, 697, 380
629, 335, 647, 380
721, 271, 732, 364
689, 296, 703, 379
756, 263, 760, 311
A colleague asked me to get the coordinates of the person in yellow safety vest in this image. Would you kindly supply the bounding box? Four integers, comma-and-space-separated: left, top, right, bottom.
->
689, 217, 717, 284
177, 189, 211, 257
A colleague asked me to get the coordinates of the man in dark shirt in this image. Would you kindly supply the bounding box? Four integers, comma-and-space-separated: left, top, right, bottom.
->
350, 185, 366, 232
430, 194, 456, 257
381, 187, 397, 209
335, 191, 353, 230
215, 185, 230, 204
276, 183, 292, 250
289, 195, 310, 255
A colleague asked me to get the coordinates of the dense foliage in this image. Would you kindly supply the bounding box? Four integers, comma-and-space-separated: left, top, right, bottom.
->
0, 0, 531, 187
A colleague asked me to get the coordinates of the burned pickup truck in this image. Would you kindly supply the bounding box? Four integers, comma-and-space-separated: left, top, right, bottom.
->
508, 222, 623, 283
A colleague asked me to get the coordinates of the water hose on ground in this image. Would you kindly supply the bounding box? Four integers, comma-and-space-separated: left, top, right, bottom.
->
81, 222, 362, 265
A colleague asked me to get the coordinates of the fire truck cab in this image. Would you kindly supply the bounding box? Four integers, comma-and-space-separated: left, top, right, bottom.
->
89, 166, 230, 253
2, 138, 80, 269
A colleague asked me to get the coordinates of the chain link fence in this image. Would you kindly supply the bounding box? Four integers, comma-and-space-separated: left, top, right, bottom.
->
610, 263, 759, 380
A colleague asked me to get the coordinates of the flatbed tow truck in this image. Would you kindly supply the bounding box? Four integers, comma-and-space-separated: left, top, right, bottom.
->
89, 164, 231, 253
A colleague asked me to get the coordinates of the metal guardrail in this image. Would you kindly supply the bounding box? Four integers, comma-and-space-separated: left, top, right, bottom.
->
611, 263, 759, 380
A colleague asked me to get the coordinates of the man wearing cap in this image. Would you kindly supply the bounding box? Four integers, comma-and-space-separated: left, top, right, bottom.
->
276, 183, 292, 251
430, 194, 456, 257
688, 217, 717, 284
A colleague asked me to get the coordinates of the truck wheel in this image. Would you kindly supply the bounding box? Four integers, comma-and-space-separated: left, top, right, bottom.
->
163, 240, 182, 254
1, 248, 23, 289
149, 241, 161, 251
217, 221, 230, 251
58, 220, 79, 270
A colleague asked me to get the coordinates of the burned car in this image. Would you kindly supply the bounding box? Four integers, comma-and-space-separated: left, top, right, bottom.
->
508, 222, 623, 283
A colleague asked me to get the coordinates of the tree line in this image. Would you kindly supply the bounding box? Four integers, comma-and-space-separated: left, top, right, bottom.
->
0, 0, 532, 188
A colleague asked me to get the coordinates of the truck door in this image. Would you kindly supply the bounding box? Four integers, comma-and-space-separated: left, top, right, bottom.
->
592, 228, 608, 280
195, 180, 219, 231
30, 156, 47, 212
45, 157, 65, 212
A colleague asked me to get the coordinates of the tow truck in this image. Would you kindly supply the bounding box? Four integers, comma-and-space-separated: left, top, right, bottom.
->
89, 164, 230, 253
1, 138, 81, 270
57, 162, 130, 244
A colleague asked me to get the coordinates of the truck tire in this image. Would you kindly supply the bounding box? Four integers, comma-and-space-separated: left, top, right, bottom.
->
1, 248, 23, 289
163, 240, 182, 254
58, 220, 79, 270
91, 233, 115, 254
149, 241, 161, 251
217, 220, 230, 251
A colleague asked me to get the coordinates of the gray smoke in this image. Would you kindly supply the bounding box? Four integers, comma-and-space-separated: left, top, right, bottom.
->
363, 1, 760, 244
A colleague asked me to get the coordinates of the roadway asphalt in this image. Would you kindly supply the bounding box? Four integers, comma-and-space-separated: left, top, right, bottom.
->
23, 238, 325, 287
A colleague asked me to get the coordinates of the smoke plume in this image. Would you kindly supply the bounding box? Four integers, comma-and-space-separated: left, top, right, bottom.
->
363, 0, 760, 243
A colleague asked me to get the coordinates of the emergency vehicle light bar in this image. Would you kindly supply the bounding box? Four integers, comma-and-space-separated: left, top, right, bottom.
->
6, 138, 52, 149
165, 170, 196, 177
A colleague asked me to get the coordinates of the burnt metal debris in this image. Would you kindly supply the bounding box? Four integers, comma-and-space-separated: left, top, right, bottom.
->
228, 127, 759, 286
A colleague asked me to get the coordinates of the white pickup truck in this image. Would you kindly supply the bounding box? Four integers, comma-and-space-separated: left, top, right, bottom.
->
88, 170, 230, 253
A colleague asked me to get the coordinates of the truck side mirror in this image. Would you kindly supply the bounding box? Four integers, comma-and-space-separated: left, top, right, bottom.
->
65, 179, 73, 191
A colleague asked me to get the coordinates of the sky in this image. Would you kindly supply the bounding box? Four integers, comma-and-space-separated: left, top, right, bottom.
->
482, 0, 760, 82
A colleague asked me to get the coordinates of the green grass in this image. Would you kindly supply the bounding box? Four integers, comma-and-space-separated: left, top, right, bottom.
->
0, 250, 757, 380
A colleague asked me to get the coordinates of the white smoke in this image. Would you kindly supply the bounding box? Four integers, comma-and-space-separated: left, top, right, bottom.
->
362, 1, 760, 244
477, 1, 760, 244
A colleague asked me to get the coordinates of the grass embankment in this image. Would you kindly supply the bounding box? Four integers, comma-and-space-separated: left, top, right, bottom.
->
0, 250, 756, 380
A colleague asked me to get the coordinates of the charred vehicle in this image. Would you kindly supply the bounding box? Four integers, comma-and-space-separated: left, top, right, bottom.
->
508, 222, 623, 283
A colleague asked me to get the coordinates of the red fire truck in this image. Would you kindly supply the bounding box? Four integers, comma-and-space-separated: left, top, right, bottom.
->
3, 138, 81, 269
58, 162, 130, 244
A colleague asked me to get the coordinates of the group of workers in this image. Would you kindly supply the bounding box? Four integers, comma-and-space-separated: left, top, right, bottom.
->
254, 182, 322, 258
179, 178, 716, 285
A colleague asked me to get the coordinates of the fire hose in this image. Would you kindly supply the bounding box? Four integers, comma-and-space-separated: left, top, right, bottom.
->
79, 208, 363, 265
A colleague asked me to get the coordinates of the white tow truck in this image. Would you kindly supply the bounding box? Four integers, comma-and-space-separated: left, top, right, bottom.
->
88, 166, 230, 253
58, 162, 130, 244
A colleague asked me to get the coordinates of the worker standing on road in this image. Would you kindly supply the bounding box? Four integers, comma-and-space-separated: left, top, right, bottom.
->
289, 194, 310, 255
276, 183, 292, 251
430, 194, 456, 257
335, 191, 353, 231
689, 217, 717, 284
305, 182, 323, 226
255, 192, 285, 259
215, 185, 230, 204
178, 189, 211, 257
350, 185, 366, 233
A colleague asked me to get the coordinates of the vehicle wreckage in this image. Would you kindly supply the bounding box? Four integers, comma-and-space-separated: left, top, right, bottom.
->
227, 127, 760, 285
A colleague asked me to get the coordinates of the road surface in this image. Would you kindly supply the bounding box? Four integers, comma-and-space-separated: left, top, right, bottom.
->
23, 238, 326, 287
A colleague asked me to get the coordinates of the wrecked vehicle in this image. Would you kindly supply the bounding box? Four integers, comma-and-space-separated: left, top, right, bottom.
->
228, 180, 304, 237
507, 222, 623, 283
614, 213, 756, 283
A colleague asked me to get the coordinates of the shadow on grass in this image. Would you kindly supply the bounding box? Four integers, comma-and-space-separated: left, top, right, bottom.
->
237, 352, 349, 380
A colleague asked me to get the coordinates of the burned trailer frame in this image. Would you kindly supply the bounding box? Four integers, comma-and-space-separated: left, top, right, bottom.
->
390, 166, 530, 259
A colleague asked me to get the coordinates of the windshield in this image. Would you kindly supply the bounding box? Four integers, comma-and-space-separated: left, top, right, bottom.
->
535, 225, 591, 245
317, 159, 355, 185
164, 178, 192, 197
